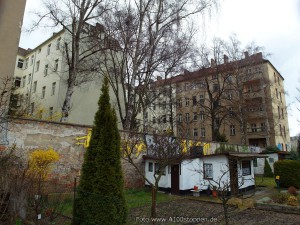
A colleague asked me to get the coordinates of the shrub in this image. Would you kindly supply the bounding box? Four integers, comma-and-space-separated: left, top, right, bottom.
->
264, 159, 274, 178
271, 193, 289, 204
274, 160, 300, 188
288, 186, 298, 196
287, 195, 298, 206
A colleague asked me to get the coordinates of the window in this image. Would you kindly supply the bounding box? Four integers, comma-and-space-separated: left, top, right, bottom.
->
33, 81, 37, 93
152, 117, 156, 124
30, 102, 35, 114
193, 128, 198, 137
192, 96, 197, 106
185, 98, 189, 107
229, 107, 233, 116
16, 94, 23, 107
185, 113, 189, 122
200, 111, 204, 120
201, 128, 205, 137
251, 123, 257, 132
193, 112, 197, 121
184, 83, 189, 91
163, 101, 166, 109
41, 86, 46, 99
283, 126, 286, 137
227, 92, 232, 100
148, 162, 153, 172
242, 160, 251, 176
36, 60, 40, 71
162, 115, 166, 123
22, 76, 26, 87
281, 108, 284, 119
261, 123, 266, 132
199, 81, 205, 88
279, 124, 282, 136
276, 88, 278, 99
51, 82, 56, 95
203, 163, 213, 179
38, 48, 41, 53
14, 77, 21, 88
30, 55, 34, 66
230, 125, 236, 136
178, 114, 182, 123
278, 106, 280, 119
25, 58, 29, 69
47, 44, 51, 55
199, 95, 204, 104
17, 59, 24, 68
44, 64, 48, 76
153, 103, 156, 110
279, 92, 282, 102
227, 75, 233, 83
28, 74, 31, 84
56, 37, 61, 50
54, 59, 59, 71
213, 84, 219, 92
269, 158, 274, 163
155, 163, 165, 175
253, 158, 257, 167
177, 99, 182, 107
49, 107, 53, 119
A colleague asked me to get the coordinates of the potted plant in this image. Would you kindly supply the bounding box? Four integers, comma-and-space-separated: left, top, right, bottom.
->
212, 186, 218, 197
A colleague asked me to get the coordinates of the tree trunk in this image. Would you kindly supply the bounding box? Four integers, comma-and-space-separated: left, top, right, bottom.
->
223, 203, 229, 225
60, 72, 75, 122
151, 186, 157, 225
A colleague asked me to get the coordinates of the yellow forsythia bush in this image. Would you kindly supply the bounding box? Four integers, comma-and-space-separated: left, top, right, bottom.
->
287, 195, 298, 206
28, 148, 59, 179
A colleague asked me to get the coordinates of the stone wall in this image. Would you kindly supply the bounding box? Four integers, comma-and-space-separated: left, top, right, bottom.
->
4, 117, 144, 189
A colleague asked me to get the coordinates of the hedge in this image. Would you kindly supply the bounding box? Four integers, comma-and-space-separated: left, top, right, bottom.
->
274, 160, 300, 188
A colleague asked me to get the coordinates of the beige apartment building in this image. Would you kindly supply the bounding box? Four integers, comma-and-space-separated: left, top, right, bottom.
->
142, 52, 290, 151
11, 24, 124, 127
0, 0, 26, 81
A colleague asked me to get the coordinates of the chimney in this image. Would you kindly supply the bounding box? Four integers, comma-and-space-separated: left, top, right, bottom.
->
244, 51, 249, 59
211, 58, 216, 67
157, 76, 162, 81
224, 54, 229, 63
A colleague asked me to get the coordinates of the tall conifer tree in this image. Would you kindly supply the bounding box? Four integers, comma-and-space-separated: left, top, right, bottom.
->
74, 76, 127, 225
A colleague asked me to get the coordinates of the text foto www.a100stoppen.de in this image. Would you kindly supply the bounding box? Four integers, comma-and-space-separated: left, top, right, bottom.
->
135, 216, 218, 223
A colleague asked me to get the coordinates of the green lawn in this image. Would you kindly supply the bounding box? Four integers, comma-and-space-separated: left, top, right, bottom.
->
60, 188, 174, 217
255, 176, 276, 188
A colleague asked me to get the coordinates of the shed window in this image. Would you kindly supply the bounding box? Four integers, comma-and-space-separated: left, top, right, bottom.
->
203, 163, 213, 179
242, 160, 251, 176
148, 162, 153, 172
155, 163, 166, 175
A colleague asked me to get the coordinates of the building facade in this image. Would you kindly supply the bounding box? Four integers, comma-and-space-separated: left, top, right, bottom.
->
141, 52, 291, 151
11, 24, 124, 127
0, 0, 26, 81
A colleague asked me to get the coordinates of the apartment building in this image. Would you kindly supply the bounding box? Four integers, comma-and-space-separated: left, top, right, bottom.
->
142, 52, 290, 151
11, 24, 124, 127
0, 0, 26, 81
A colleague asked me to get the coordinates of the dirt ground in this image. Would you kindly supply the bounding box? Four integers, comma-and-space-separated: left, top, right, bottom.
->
128, 198, 300, 225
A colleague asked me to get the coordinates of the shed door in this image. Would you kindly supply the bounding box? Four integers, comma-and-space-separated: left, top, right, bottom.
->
171, 164, 180, 194
229, 159, 239, 196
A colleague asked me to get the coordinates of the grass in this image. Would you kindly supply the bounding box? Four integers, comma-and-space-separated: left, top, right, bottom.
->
125, 188, 174, 209
59, 188, 174, 217
255, 176, 276, 188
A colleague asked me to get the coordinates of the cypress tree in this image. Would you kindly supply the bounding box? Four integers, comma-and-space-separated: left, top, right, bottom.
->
264, 158, 274, 178
74, 77, 127, 225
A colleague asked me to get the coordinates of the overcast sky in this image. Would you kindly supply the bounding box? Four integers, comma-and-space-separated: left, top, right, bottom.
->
19, 0, 300, 137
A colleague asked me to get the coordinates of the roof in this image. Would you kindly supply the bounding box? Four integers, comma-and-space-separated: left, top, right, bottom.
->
228, 153, 268, 159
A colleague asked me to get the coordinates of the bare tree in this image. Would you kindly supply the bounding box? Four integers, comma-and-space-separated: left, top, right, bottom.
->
95, 0, 218, 130
196, 157, 256, 225
121, 131, 183, 224
30, 0, 115, 122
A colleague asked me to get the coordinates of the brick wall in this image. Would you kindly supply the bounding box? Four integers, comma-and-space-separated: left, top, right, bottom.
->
5, 117, 144, 188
